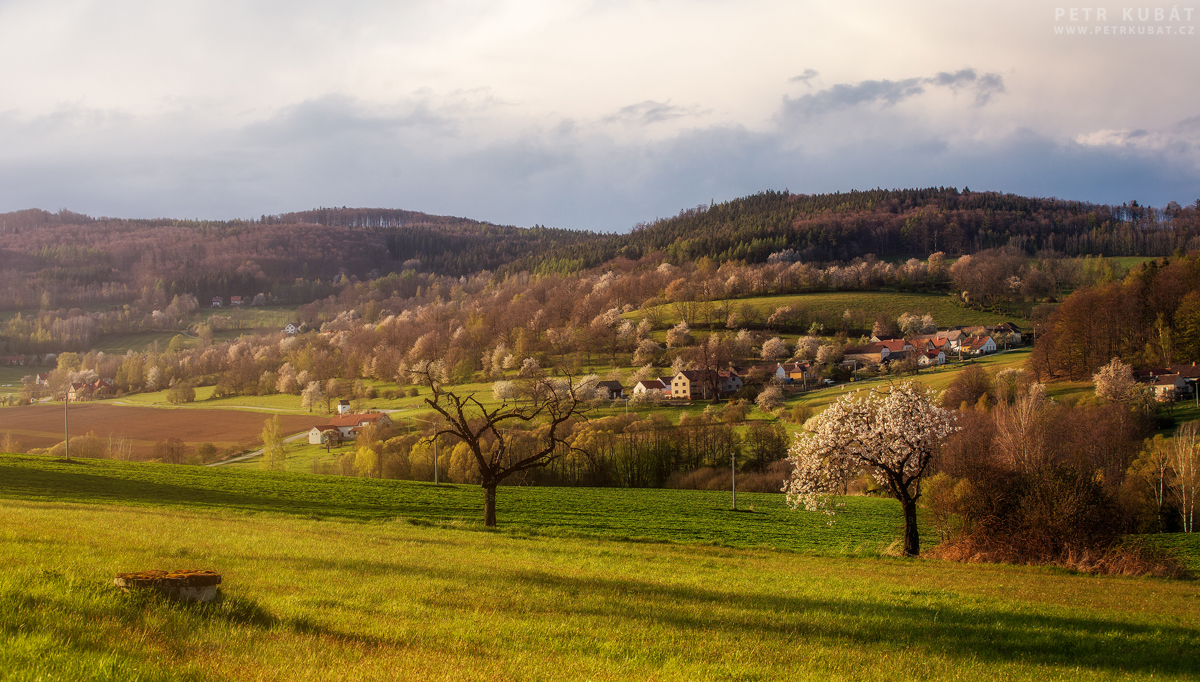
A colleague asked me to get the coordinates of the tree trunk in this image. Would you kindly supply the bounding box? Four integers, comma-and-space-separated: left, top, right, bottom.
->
902, 497, 920, 557
483, 484, 497, 527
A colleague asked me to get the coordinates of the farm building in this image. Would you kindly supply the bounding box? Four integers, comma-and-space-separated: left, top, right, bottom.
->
308, 412, 393, 444
596, 381, 625, 400
632, 377, 672, 397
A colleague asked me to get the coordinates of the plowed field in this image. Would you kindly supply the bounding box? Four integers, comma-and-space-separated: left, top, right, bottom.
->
0, 403, 324, 457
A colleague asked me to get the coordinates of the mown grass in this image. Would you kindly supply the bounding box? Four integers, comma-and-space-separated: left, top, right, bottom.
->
3, 496, 1200, 681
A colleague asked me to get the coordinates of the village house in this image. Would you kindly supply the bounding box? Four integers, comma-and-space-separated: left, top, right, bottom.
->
730, 363, 789, 384
632, 377, 673, 397
308, 412, 393, 445
671, 370, 719, 401
779, 362, 818, 385
229, 296, 244, 306
337, 399, 352, 415
918, 350, 947, 367
1137, 363, 1200, 401
842, 343, 890, 368
1171, 363, 1200, 399
67, 382, 90, 401
1151, 374, 1186, 402
211, 297, 222, 307
597, 380, 625, 400
963, 335, 998, 356
66, 378, 113, 402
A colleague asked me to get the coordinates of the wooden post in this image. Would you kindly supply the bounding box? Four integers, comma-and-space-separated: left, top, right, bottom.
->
63, 390, 70, 461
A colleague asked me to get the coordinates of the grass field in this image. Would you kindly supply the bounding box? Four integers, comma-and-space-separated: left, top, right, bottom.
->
3, 455, 1200, 681
0, 366, 26, 396
0, 405, 325, 458
784, 349, 1033, 415
86, 306, 301, 355
630, 291, 1032, 331
0, 454, 919, 553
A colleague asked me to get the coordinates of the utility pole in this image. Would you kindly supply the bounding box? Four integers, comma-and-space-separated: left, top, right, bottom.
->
731, 449, 737, 510
434, 436, 439, 485
63, 389, 70, 461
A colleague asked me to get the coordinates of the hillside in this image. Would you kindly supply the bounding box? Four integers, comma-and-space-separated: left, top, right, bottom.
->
5, 189, 1199, 315
0, 206, 595, 311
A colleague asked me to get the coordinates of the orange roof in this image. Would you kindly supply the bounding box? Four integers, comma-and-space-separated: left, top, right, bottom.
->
323, 412, 389, 428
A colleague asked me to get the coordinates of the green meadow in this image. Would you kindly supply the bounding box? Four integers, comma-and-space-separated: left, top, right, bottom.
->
3, 453, 1200, 681
630, 291, 1032, 330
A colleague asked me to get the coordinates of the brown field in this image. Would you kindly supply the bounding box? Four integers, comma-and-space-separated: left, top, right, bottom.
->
0, 404, 325, 457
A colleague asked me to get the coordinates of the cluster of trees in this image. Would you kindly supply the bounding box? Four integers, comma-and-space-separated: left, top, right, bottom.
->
783, 363, 1194, 575
928, 377, 1189, 574
1031, 253, 1200, 378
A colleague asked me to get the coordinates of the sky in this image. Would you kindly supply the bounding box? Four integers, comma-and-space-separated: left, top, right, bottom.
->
0, 0, 1198, 231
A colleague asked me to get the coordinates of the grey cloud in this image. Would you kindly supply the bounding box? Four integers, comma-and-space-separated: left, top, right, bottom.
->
2, 78, 1196, 233
927, 69, 1006, 105
783, 69, 1006, 118
789, 68, 819, 84
604, 100, 705, 126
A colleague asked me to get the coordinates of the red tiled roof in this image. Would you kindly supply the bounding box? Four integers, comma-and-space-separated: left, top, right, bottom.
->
324, 412, 389, 428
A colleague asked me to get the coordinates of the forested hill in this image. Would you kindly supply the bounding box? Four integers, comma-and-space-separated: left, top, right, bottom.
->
3, 188, 1199, 311
505, 188, 1200, 274
0, 207, 597, 309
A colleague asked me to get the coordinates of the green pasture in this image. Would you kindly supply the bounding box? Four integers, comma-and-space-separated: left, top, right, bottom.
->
785, 348, 1033, 415
0, 454, 915, 553
629, 291, 1031, 331
3, 458, 1200, 681
228, 440, 353, 474
198, 305, 298, 328
0, 366, 27, 396
85, 306, 300, 355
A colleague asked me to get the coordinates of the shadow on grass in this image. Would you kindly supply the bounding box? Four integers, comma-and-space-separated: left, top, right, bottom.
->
0, 457, 467, 522
230, 551, 1200, 676
486, 565, 1200, 676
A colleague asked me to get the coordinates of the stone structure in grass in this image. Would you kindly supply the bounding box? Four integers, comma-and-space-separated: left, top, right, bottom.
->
113, 569, 222, 603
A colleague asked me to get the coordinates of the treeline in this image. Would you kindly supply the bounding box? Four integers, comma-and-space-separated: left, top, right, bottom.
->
1031, 253, 1200, 378
7, 188, 1200, 316
505, 189, 1200, 274
315, 410, 791, 490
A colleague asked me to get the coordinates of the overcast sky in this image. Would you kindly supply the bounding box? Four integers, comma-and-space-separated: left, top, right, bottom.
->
1, 0, 1197, 230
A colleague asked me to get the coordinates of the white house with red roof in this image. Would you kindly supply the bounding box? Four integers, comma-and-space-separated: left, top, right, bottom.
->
632, 377, 673, 396
308, 412, 393, 444
963, 336, 997, 356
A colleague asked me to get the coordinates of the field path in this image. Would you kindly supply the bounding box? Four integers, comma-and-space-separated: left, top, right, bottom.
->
207, 431, 310, 466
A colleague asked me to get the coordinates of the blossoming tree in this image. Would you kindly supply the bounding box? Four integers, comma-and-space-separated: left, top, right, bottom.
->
782, 381, 957, 556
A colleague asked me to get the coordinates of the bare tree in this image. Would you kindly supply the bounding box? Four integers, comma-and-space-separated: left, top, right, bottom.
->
420, 368, 590, 527
1171, 421, 1200, 533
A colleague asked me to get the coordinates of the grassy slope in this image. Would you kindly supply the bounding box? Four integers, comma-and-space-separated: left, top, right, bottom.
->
630, 291, 1032, 329
3, 460, 1200, 681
